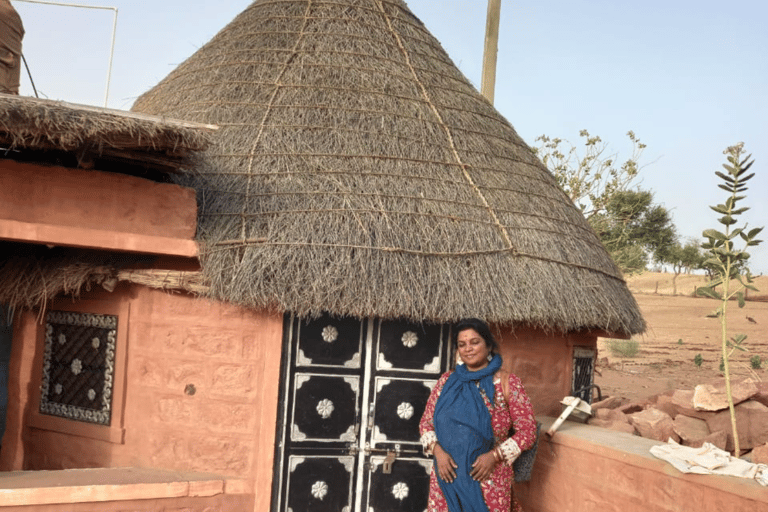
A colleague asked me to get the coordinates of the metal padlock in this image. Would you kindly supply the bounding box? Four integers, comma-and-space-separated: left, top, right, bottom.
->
382, 450, 396, 474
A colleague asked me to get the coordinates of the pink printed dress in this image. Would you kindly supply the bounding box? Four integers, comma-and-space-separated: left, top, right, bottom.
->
419, 371, 536, 512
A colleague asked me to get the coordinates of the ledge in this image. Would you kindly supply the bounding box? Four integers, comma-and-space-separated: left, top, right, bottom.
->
0, 219, 198, 257
533, 416, 766, 500
0, 468, 246, 506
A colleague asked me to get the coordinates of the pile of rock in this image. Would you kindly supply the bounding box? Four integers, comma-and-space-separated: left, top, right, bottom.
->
588, 378, 768, 462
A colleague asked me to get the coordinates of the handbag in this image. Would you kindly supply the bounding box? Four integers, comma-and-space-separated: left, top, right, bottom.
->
512, 421, 541, 482
500, 371, 541, 483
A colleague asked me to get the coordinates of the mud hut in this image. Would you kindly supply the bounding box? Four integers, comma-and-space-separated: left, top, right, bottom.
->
130, 1, 644, 510
0, 1, 650, 511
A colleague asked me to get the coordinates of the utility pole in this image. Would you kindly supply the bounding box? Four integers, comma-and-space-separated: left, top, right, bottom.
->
480, 0, 501, 104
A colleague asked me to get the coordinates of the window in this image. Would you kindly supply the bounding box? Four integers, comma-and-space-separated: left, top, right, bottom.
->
30, 298, 128, 444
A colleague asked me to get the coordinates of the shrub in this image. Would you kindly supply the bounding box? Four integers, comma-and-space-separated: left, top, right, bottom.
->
751, 355, 762, 370
606, 339, 640, 358
694, 354, 703, 368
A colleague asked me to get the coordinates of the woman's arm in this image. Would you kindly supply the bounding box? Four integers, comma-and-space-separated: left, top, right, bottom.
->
418, 371, 451, 455
498, 373, 536, 465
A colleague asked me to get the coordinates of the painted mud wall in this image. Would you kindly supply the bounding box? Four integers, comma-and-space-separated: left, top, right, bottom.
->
0, 160, 198, 256
516, 417, 767, 512
0, 285, 283, 511
497, 327, 596, 417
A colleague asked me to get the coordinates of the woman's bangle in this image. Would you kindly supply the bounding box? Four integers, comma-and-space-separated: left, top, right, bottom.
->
494, 446, 504, 463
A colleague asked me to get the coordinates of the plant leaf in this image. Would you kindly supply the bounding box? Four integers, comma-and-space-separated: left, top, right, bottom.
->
702, 229, 727, 241
696, 287, 721, 300
710, 205, 729, 215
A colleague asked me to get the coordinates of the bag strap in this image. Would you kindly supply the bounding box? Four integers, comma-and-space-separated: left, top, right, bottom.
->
497, 368, 510, 403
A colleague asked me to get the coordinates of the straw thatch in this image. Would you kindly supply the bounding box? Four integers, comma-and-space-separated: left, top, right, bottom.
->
0, 243, 153, 312
0, 93, 215, 172
132, 0, 645, 334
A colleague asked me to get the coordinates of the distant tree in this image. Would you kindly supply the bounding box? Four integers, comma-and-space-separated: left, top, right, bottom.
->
534, 130, 679, 274
534, 130, 646, 219
588, 190, 677, 275
664, 240, 706, 294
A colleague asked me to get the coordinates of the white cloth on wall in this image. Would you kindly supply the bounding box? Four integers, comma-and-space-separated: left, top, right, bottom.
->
650, 439, 768, 486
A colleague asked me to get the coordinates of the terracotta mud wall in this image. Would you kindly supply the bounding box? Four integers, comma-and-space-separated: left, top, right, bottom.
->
516, 417, 767, 512
0, 160, 197, 256
497, 327, 596, 417
0, 285, 283, 511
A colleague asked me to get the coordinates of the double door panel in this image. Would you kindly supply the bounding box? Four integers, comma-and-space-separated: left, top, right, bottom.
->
274, 315, 451, 512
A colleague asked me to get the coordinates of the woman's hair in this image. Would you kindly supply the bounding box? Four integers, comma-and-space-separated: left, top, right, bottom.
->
452, 318, 499, 354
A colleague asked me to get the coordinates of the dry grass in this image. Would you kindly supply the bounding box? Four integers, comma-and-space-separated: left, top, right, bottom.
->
130, 0, 644, 333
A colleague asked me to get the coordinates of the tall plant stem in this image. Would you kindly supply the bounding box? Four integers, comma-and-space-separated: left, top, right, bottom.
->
720, 262, 739, 456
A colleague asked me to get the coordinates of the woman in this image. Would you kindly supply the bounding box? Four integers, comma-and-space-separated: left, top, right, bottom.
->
419, 318, 536, 512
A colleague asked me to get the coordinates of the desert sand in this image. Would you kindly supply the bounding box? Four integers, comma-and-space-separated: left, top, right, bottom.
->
594, 272, 768, 402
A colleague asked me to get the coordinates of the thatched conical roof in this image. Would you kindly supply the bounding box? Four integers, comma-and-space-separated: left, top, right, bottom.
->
133, 0, 644, 335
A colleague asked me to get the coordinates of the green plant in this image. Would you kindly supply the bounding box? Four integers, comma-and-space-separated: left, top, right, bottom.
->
694, 354, 703, 368
606, 339, 640, 358
751, 355, 762, 370
697, 143, 764, 456
677, 339, 684, 345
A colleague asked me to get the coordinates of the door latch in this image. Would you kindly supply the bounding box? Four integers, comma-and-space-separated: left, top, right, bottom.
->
382, 450, 397, 474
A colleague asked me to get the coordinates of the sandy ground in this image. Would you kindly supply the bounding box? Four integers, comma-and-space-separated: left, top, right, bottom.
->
593, 272, 768, 403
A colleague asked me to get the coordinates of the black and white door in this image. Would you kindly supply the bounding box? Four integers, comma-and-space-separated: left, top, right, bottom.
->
273, 314, 452, 512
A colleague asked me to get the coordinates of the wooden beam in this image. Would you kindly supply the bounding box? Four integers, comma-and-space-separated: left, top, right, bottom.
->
481, 0, 502, 104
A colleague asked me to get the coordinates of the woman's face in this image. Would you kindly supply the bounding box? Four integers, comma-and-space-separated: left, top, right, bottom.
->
457, 328, 491, 371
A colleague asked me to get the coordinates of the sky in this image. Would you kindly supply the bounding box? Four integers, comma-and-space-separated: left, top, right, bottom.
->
10, 0, 768, 274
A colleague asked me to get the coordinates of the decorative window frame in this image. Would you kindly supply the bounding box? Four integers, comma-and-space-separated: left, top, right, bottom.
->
29, 298, 129, 444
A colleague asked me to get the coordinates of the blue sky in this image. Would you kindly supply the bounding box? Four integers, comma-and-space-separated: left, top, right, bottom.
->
11, 0, 767, 273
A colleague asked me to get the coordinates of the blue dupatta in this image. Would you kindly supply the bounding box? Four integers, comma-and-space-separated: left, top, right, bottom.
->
433, 354, 501, 512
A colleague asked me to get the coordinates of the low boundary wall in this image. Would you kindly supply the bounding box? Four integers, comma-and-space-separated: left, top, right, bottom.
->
517, 417, 766, 512
0, 467, 253, 511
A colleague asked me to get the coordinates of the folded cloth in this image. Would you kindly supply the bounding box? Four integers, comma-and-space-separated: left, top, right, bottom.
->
650, 439, 768, 486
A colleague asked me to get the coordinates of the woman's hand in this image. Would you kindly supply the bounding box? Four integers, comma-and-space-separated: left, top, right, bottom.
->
470, 450, 498, 481
434, 444, 458, 483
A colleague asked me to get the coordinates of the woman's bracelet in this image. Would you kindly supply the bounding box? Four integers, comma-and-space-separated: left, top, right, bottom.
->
494, 446, 504, 463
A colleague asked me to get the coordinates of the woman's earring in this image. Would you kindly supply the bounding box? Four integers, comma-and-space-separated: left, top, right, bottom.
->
487, 353, 493, 362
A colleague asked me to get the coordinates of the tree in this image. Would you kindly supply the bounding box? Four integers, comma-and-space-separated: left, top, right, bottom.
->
664, 240, 706, 294
534, 130, 646, 219
696, 143, 763, 456
534, 130, 679, 274
588, 190, 677, 275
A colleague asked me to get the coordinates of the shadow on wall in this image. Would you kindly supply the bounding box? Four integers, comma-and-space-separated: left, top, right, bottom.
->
0, 304, 12, 445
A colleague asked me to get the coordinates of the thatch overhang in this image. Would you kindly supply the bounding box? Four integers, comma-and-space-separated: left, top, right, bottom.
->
0, 93, 216, 175
0, 96, 215, 311
132, 0, 645, 335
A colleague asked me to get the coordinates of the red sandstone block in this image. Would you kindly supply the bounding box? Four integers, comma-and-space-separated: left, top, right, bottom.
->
629, 408, 679, 442
673, 415, 710, 446
752, 443, 768, 464
704, 400, 768, 451
653, 395, 679, 419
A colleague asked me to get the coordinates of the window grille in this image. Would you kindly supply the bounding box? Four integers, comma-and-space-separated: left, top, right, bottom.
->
39, 311, 117, 425
572, 347, 596, 404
